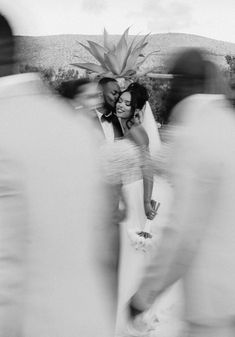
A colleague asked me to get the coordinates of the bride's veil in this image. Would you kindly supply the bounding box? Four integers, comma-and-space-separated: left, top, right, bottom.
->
141, 101, 161, 158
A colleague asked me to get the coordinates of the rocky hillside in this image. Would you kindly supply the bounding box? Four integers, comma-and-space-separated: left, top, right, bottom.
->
15, 32, 235, 73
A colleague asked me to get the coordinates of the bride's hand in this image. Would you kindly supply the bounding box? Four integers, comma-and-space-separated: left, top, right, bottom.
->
127, 309, 157, 336
127, 313, 149, 336
144, 201, 157, 220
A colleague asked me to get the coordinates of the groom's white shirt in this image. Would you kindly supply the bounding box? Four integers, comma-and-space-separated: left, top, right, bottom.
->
96, 109, 115, 142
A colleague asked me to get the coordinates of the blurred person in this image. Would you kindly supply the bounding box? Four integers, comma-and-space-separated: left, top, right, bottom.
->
58, 77, 90, 100
58, 78, 103, 112
128, 48, 235, 337
0, 12, 15, 76
204, 60, 233, 97
97, 77, 123, 141
0, 13, 119, 337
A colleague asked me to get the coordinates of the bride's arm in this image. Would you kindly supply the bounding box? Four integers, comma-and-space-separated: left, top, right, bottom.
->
128, 125, 156, 220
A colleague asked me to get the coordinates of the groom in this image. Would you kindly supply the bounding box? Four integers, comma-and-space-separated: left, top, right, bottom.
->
96, 77, 123, 141
96, 77, 126, 287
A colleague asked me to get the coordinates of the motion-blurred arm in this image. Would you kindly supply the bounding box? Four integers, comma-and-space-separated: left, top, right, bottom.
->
130, 124, 220, 314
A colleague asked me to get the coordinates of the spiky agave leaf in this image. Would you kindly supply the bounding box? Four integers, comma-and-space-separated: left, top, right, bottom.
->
114, 27, 129, 71
116, 26, 130, 48
71, 62, 107, 74
78, 42, 95, 58
103, 28, 116, 52
104, 51, 122, 75
121, 34, 151, 72
77, 42, 101, 66
78, 42, 92, 54
132, 33, 151, 53
73, 27, 157, 78
79, 42, 108, 70
87, 40, 107, 53
86, 41, 108, 68
120, 43, 148, 76
100, 71, 116, 78
120, 69, 137, 78
136, 50, 160, 69
119, 33, 141, 74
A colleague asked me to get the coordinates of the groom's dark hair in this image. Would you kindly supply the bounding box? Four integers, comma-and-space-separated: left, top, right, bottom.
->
98, 77, 117, 87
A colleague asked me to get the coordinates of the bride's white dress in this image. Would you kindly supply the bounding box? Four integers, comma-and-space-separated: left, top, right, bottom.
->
101, 137, 183, 336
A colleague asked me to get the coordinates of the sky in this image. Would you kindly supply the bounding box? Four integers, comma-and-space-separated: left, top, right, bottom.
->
1, 0, 235, 43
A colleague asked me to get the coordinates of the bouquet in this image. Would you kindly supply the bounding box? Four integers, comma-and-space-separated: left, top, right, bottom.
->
124, 309, 160, 337
128, 201, 161, 253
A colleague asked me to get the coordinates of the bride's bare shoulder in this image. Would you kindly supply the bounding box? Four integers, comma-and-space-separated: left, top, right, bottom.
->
127, 125, 149, 147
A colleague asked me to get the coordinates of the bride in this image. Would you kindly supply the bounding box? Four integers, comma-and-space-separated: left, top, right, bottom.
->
116, 82, 157, 224
107, 82, 158, 335
101, 82, 159, 241
104, 82, 181, 337
100, 81, 180, 336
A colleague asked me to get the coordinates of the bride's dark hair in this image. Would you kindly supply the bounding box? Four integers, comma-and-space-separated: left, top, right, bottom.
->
120, 82, 149, 129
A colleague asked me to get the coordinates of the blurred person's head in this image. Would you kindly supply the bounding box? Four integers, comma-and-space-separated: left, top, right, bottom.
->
164, 48, 208, 124
59, 78, 90, 99
204, 60, 233, 99
98, 77, 120, 113
0, 13, 15, 77
116, 82, 149, 129
164, 49, 234, 124
59, 78, 103, 110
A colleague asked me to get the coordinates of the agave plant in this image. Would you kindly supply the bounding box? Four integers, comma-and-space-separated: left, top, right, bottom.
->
71, 27, 159, 78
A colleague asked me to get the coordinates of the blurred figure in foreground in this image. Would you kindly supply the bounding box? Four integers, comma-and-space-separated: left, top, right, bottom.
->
0, 13, 118, 337
58, 78, 103, 112
129, 49, 235, 337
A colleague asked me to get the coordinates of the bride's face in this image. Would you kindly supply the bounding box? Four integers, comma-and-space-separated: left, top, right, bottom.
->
116, 92, 132, 119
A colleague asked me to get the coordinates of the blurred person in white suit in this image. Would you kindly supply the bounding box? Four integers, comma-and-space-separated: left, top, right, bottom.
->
128, 49, 235, 337
0, 13, 119, 337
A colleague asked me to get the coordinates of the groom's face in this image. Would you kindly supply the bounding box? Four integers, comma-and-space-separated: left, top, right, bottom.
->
103, 81, 120, 111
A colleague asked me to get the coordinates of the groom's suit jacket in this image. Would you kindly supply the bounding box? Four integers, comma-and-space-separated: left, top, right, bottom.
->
93, 107, 124, 283
0, 73, 118, 337
95, 107, 123, 141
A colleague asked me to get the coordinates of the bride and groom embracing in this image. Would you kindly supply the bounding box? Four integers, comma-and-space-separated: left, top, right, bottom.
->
96, 77, 162, 236
95, 76, 170, 335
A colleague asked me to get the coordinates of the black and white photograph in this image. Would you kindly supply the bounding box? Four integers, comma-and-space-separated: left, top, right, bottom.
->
0, 0, 235, 336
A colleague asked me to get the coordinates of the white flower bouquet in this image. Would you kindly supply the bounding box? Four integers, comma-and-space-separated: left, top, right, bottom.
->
128, 201, 161, 253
